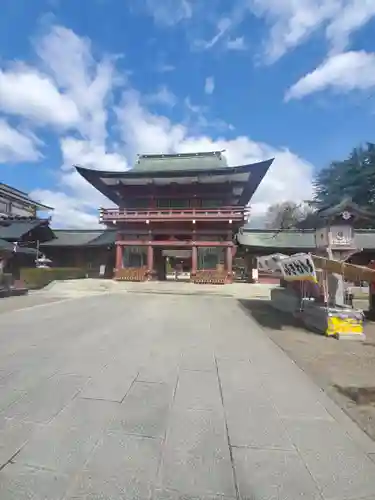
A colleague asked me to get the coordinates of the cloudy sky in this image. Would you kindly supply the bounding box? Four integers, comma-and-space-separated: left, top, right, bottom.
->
1, 0, 375, 228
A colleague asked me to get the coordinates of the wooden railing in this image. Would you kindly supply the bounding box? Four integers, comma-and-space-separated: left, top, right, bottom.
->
192, 270, 229, 285
100, 207, 246, 223
115, 266, 148, 281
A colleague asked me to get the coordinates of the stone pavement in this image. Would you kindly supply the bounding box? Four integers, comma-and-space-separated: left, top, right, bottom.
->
38, 278, 275, 300
0, 293, 375, 499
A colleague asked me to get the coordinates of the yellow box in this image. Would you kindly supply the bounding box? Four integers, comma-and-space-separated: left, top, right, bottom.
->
327, 316, 363, 337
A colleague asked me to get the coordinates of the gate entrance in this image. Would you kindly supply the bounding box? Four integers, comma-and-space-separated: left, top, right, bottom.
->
164, 249, 192, 281
154, 248, 192, 281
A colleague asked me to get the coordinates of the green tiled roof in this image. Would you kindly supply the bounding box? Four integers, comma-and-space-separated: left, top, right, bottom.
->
0, 238, 14, 251
238, 229, 315, 249
41, 230, 103, 247
87, 230, 116, 246
0, 238, 38, 255
0, 219, 50, 240
133, 151, 228, 172
41, 229, 116, 247
237, 228, 375, 250
355, 230, 375, 250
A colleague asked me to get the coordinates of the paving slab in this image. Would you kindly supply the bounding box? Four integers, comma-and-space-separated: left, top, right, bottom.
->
0, 418, 38, 469
0, 293, 374, 499
3, 374, 87, 424
109, 381, 175, 438
159, 412, 235, 497
66, 432, 162, 500
137, 353, 180, 384
233, 447, 323, 500
225, 394, 294, 450
14, 398, 117, 475
79, 365, 136, 402
0, 295, 68, 316
0, 463, 70, 500
174, 370, 222, 411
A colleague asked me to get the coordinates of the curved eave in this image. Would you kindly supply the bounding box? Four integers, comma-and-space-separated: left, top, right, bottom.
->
75, 158, 274, 206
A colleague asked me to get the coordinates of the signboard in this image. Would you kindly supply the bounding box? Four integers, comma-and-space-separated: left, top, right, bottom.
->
329, 225, 354, 248
257, 253, 287, 273
278, 254, 317, 282
315, 226, 355, 249
162, 250, 192, 258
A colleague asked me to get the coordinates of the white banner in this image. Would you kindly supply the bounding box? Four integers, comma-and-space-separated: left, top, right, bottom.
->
257, 253, 287, 273
278, 254, 317, 282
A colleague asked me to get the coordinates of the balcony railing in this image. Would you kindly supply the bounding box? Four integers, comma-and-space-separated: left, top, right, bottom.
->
100, 207, 247, 223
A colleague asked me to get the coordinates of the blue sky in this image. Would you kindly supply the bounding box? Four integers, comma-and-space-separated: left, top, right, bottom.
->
0, 0, 375, 227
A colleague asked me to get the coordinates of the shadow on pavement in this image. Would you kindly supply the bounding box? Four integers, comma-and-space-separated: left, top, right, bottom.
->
238, 298, 302, 331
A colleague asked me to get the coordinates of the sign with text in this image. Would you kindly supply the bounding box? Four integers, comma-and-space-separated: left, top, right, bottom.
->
279, 254, 317, 282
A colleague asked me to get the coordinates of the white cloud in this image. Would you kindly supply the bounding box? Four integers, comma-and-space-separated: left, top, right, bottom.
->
204, 77, 215, 94
117, 91, 186, 158
200, 17, 233, 50
29, 189, 101, 229
183, 0, 375, 62
325, 2, 375, 54
131, 0, 192, 26
247, 0, 375, 62
155, 63, 175, 72
30, 136, 125, 229
116, 91, 314, 219
146, 85, 177, 107
0, 24, 314, 229
126, 0, 375, 62
0, 66, 79, 128
0, 119, 41, 163
285, 51, 375, 100
226, 36, 247, 51
36, 25, 117, 144
60, 137, 128, 172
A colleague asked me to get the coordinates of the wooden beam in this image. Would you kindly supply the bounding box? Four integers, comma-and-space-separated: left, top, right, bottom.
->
117, 240, 234, 247
116, 182, 245, 198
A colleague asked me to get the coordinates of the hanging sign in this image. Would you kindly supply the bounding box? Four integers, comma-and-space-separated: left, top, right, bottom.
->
278, 254, 317, 282
257, 253, 287, 273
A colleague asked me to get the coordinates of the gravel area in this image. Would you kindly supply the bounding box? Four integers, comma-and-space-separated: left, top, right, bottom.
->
240, 298, 375, 442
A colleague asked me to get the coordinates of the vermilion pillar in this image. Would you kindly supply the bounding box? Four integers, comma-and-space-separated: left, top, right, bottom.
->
115, 243, 122, 278
191, 246, 198, 275
226, 246, 233, 281
147, 245, 154, 278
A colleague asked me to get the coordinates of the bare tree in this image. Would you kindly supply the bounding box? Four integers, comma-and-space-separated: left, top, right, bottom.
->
265, 201, 314, 230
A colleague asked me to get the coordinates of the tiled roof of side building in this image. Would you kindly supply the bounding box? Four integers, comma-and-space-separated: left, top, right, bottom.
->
87, 230, 116, 246
0, 183, 53, 210
0, 239, 38, 254
0, 219, 53, 241
237, 229, 316, 249
133, 151, 228, 172
40, 229, 117, 247
0, 238, 15, 252
355, 229, 375, 250
41, 230, 104, 247
237, 228, 375, 250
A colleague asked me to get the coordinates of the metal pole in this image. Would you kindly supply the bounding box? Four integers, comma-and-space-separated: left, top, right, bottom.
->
36, 240, 40, 267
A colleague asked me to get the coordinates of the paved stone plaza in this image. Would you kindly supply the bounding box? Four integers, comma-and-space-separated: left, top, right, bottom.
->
1, 293, 375, 499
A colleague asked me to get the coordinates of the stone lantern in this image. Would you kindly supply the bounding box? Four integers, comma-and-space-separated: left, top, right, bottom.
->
314, 198, 374, 307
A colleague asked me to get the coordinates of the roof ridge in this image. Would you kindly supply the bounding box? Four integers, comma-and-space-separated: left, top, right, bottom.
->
50, 228, 107, 233
138, 151, 224, 160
